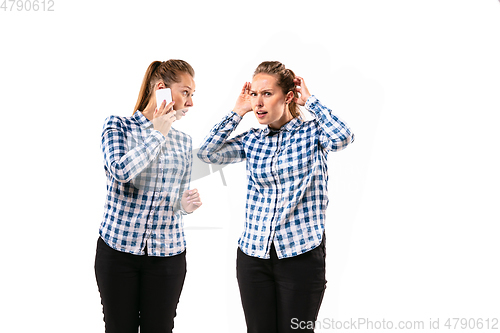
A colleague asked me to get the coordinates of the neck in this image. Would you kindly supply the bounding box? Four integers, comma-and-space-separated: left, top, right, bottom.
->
141, 100, 156, 121
269, 105, 294, 129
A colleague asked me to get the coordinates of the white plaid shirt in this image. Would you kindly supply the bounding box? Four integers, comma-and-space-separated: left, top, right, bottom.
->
99, 111, 192, 257
197, 96, 355, 259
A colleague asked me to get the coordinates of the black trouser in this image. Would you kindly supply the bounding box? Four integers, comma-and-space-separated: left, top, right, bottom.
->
94, 237, 186, 333
237, 237, 327, 333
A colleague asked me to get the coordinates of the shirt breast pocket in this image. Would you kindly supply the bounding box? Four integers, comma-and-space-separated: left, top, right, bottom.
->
163, 149, 188, 179
248, 154, 276, 187
282, 143, 313, 177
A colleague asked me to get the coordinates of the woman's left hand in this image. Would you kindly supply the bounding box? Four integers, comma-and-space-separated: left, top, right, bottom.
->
293, 76, 312, 106
181, 188, 202, 213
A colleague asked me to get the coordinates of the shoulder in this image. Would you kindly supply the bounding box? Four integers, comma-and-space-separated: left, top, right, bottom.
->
102, 114, 137, 132
234, 127, 263, 145
285, 119, 320, 143
292, 117, 317, 132
102, 114, 127, 129
301, 118, 319, 129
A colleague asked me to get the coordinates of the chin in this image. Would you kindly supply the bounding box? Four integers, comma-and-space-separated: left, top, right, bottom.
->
254, 115, 267, 125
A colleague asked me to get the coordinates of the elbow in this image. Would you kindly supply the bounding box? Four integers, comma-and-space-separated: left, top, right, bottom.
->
196, 148, 217, 164
196, 149, 208, 162
111, 172, 132, 183
196, 148, 206, 162
347, 131, 355, 145
342, 132, 355, 149
341, 129, 355, 147
107, 163, 133, 183
332, 132, 355, 151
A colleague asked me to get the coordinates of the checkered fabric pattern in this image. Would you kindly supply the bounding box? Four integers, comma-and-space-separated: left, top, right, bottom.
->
197, 96, 355, 259
99, 111, 192, 257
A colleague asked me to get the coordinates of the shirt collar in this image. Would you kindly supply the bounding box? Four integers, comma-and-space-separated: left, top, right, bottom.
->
133, 111, 153, 129
262, 116, 302, 136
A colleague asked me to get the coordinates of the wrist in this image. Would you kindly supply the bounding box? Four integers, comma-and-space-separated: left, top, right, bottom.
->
233, 109, 248, 117
180, 203, 193, 215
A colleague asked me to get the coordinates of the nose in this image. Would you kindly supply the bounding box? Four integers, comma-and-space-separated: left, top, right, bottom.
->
186, 96, 194, 107
255, 95, 263, 108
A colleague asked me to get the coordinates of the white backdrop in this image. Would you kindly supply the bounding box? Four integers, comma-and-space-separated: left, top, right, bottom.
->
1, 0, 499, 332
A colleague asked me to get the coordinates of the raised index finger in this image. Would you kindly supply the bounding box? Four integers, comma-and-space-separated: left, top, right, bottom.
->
241, 82, 250, 95
158, 100, 175, 117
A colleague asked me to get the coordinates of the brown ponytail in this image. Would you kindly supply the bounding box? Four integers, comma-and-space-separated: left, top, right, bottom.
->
253, 61, 301, 119
133, 59, 195, 114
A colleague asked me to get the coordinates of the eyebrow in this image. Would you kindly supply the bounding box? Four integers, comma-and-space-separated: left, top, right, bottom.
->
250, 88, 273, 93
181, 86, 195, 91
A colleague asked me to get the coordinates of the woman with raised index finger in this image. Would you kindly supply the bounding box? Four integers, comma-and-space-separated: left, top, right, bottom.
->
197, 61, 355, 333
95, 59, 202, 333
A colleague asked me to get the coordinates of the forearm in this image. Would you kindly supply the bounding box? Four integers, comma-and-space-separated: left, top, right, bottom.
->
306, 96, 355, 151
102, 124, 166, 182
197, 111, 246, 164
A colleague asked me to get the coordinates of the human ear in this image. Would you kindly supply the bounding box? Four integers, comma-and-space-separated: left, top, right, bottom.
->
285, 91, 294, 104
156, 81, 166, 90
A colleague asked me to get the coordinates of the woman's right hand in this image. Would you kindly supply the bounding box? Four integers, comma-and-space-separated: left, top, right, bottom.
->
233, 82, 253, 117
153, 100, 176, 138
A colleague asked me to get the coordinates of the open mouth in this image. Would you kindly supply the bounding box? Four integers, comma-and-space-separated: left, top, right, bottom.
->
256, 110, 268, 118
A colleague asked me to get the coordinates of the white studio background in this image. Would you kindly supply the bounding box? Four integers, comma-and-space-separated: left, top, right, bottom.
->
1, 0, 499, 332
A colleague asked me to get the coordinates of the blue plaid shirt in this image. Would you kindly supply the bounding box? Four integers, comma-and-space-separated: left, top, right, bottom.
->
99, 111, 192, 257
197, 96, 354, 259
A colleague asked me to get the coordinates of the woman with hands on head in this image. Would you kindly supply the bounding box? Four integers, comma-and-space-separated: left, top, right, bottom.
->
197, 61, 355, 333
95, 59, 202, 333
